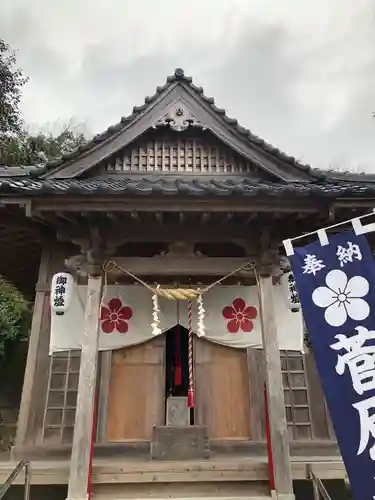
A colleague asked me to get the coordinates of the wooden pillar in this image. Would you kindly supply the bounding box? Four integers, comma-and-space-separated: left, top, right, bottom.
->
258, 275, 295, 500
96, 351, 112, 442
246, 348, 266, 440
66, 273, 103, 500
15, 247, 51, 446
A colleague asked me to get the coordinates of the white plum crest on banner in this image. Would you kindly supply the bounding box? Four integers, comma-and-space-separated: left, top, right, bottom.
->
312, 269, 370, 328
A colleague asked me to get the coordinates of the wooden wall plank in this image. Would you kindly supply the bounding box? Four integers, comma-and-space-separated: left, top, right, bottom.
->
195, 338, 251, 439
194, 338, 212, 430
107, 337, 165, 441
305, 351, 328, 440
305, 351, 334, 441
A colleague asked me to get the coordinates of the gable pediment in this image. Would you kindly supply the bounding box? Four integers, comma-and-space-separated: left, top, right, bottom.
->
87, 128, 277, 180
41, 69, 316, 182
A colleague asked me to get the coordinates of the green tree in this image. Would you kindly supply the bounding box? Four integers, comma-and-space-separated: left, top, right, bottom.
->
0, 277, 31, 359
0, 122, 88, 166
0, 38, 89, 166
0, 39, 28, 136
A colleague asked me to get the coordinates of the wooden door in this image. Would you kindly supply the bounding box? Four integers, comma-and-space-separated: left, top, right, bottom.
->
107, 336, 165, 441
195, 338, 251, 439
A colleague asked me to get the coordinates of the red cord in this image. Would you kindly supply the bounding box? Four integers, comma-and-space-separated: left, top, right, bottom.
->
187, 298, 195, 408
175, 302, 182, 386
264, 383, 275, 491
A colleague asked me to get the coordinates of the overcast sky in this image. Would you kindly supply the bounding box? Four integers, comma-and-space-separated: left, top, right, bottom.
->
1, 0, 375, 171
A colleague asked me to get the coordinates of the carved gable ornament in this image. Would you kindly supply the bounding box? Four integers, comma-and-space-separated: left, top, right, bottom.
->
154, 101, 204, 132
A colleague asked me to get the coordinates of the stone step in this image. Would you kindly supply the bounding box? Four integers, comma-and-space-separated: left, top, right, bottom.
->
92, 497, 273, 500
151, 425, 210, 460
91, 482, 272, 500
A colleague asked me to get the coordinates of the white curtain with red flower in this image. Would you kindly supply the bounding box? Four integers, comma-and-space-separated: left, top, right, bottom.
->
189, 285, 302, 351
49, 284, 303, 353
50, 285, 165, 353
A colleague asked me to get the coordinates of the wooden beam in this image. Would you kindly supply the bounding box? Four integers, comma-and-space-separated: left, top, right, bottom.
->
0, 232, 36, 246
333, 199, 375, 208
156, 212, 163, 224
27, 197, 321, 214
67, 274, 103, 500
56, 212, 79, 225
104, 256, 255, 277
245, 213, 258, 224
56, 222, 299, 246
225, 212, 234, 223
258, 275, 294, 499
57, 224, 263, 244
107, 213, 118, 222
201, 212, 210, 224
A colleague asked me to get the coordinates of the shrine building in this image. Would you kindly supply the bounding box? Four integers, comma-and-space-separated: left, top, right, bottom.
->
0, 68, 372, 500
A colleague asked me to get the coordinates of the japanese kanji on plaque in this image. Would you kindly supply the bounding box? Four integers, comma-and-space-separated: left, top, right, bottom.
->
286, 229, 375, 500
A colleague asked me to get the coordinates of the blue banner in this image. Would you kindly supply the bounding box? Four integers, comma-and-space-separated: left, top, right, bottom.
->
287, 230, 375, 500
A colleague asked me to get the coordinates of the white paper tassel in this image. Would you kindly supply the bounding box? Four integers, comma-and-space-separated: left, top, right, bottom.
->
197, 293, 206, 337
151, 292, 162, 335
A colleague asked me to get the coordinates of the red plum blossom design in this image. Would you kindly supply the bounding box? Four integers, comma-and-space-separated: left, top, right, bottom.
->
100, 298, 132, 334
222, 298, 257, 334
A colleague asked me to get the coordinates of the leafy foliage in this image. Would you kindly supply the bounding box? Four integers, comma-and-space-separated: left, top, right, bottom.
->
0, 277, 31, 359
0, 39, 28, 136
0, 123, 88, 166
0, 38, 88, 166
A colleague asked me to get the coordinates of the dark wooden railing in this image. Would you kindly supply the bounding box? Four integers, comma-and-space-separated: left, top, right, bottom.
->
0, 460, 31, 500
307, 465, 332, 500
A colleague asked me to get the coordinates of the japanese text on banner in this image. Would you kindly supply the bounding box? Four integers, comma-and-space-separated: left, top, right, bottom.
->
287, 231, 375, 500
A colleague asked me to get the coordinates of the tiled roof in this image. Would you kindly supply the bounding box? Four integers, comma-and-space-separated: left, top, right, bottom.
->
1, 69, 374, 187
0, 165, 40, 177
38, 69, 319, 178
1, 177, 375, 198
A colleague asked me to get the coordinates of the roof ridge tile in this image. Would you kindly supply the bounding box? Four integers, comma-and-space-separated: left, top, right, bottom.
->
1, 176, 375, 197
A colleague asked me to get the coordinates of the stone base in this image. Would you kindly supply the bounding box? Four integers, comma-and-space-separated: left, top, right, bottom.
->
166, 396, 189, 426
151, 425, 210, 460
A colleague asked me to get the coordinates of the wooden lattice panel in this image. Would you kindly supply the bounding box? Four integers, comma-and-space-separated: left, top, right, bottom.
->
104, 131, 259, 175
281, 351, 312, 440
42, 350, 81, 444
